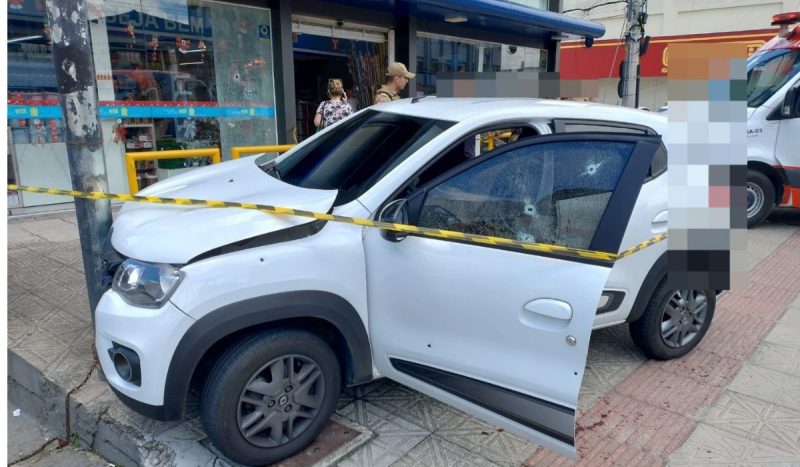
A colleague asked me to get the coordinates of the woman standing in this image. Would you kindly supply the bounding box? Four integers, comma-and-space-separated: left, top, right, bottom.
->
314, 79, 353, 130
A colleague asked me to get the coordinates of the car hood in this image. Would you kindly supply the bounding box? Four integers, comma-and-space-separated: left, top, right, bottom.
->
112, 157, 337, 264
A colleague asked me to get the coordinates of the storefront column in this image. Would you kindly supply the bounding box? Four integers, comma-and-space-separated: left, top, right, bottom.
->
270, 1, 297, 144
548, 0, 563, 73
394, 15, 417, 97
89, 19, 128, 195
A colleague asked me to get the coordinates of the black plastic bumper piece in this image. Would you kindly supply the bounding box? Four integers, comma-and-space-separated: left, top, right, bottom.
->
107, 384, 182, 421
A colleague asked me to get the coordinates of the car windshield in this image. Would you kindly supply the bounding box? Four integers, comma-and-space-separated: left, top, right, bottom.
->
271, 110, 454, 205
747, 49, 800, 108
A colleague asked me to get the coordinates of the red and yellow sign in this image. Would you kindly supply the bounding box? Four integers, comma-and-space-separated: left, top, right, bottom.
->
559, 29, 777, 79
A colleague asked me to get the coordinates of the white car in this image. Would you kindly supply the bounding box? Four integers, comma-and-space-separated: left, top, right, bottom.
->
97, 98, 715, 465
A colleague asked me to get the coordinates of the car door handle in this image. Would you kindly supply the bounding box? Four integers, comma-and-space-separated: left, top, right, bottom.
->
652, 210, 668, 233
523, 299, 573, 320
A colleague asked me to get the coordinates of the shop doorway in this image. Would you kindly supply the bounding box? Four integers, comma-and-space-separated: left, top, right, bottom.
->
292, 16, 388, 142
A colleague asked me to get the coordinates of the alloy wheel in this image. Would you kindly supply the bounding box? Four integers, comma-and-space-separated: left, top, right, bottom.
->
237, 354, 324, 448
659, 289, 708, 348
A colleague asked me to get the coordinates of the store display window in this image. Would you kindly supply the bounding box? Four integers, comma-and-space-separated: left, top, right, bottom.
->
99, 0, 278, 162
416, 32, 548, 96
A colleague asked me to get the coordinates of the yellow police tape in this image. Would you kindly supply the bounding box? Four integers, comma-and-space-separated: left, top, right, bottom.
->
8, 184, 666, 263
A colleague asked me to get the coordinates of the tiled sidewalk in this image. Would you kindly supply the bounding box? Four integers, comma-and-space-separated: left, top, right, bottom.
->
7, 210, 800, 466
527, 229, 800, 466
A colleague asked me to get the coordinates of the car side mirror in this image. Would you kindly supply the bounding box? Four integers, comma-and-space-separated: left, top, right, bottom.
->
378, 199, 409, 242
782, 85, 800, 118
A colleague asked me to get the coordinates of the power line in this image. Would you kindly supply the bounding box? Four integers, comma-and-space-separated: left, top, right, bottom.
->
563, 0, 629, 14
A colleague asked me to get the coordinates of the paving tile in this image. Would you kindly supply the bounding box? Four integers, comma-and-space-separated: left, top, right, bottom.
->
763, 322, 800, 351
736, 282, 799, 308
711, 307, 780, 340
578, 363, 640, 415
363, 380, 469, 432
575, 392, 694, 459
728, 363, 800, 411
338, 388, 358, 412
525, 432, 663, 467
575, 436, 665, 467
697, 326, 763, 360
11, 327, 73, 372
656, 349, 742, 388
779, 304, 800, 328
587, 325, 646, 364
697, 390, 800, 454
16, 218, 80, 242
390, 435, 501, 467
435, 413, 540, 466
612, 363, 720, 416
352, 379, 389, 398
749, 341, 800, 378
667, 423, 800, 466
336, 400, 428, 467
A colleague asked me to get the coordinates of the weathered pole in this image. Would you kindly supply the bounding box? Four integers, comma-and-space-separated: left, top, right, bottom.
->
44, 0, 112, 326
622, 0, 644, 108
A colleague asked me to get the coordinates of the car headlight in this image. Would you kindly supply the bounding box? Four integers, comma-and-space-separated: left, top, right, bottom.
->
112, 259, 183, 308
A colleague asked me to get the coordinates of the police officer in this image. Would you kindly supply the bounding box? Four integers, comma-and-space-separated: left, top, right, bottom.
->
373, 62, 416, 104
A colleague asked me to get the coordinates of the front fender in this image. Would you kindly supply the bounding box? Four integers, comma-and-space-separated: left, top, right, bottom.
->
160, 291, 372, 420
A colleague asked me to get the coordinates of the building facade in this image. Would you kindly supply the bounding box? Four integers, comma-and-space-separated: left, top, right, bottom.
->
7, 0, 604, 213
559, 0, 800, 109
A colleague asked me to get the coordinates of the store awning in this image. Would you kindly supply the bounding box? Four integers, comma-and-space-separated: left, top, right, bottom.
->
329, 0, 605, 41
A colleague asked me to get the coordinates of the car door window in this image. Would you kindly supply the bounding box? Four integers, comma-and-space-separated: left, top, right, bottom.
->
404, 126, 540, 193
417, 140, 636, 249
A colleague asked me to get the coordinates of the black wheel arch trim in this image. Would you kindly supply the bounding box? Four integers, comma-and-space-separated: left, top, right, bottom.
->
748, 162, 786, 204
158, 291, 373, 421
626, 251, 667, 324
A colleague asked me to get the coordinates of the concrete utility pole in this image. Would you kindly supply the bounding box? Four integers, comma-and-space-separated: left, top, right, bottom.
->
44, 0, 112, 325
622, 0, 645, 108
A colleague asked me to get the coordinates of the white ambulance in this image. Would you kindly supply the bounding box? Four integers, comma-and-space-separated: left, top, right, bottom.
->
746, 11, 800, 226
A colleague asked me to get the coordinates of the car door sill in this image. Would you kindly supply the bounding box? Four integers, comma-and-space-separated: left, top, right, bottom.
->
390, 358, 575, 446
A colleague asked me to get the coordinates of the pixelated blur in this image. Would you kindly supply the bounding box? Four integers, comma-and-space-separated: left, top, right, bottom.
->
666, 43, 748, 291
435, 72, 600, 100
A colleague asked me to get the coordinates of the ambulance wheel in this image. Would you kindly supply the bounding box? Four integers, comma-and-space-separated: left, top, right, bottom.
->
746, 170, 774, 228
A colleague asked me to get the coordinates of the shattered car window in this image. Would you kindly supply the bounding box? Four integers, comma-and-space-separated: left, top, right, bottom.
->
418, 141, 635, 249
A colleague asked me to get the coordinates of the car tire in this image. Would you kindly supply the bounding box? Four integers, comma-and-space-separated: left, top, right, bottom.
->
629, 279, 715, 360
746, 170, 775, 228
201, 329, 341, 466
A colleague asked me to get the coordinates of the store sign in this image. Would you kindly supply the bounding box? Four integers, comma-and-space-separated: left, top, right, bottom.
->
559, 29, 776, 79
105, 10, 210, 37
88, 0, 189, 23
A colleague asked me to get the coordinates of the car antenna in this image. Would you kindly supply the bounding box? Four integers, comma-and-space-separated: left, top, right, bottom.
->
412, 95, 436, 103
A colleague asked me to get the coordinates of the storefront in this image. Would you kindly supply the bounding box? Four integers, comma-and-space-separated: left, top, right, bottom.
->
7, 0, 602, 213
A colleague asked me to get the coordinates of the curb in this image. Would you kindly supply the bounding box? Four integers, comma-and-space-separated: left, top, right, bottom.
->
9, 351, 373, 466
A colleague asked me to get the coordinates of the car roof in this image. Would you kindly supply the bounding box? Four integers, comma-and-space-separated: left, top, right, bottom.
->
375, 98, 667, 135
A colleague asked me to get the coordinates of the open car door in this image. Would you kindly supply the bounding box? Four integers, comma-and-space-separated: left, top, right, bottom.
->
363, 133, 660, 457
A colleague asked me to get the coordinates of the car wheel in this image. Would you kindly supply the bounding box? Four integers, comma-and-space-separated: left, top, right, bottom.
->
630, 279, 715, 360
201, 329, 341, 466
746, 170, 775, 228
